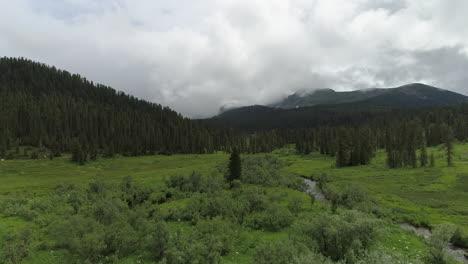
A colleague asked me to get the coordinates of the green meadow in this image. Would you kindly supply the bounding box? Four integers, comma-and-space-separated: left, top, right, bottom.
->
0, 145, 467, 263
0, 153, 229, 195
280, 144, 468, 231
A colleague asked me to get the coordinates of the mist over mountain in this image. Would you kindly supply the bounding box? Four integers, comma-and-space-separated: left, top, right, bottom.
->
209, 83, 468, 131
271, 83, 468, 109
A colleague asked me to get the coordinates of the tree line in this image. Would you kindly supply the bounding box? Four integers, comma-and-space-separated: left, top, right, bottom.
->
0, 57, 464, 167
0, 57, 287, 163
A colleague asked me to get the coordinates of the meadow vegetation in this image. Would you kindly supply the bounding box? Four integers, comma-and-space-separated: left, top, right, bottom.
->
0, 146, 467, 263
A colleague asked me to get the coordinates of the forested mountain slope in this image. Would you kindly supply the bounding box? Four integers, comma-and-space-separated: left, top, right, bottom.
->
0, 57, 231, 157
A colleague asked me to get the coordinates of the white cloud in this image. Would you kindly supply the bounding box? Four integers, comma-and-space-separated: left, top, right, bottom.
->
1, 0, 468, 117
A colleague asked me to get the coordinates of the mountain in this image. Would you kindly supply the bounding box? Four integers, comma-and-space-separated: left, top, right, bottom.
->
271, 83, 468, 108
210, 103, 395, 131
0, 57, 232, 158
209, 84, 468, 131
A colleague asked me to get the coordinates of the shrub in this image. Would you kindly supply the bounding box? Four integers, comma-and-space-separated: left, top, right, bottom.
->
288, 197, 304, 215
293, 211, 379, 262
245, 205, 293, 231
240, 187, 268, 212
255, 240, 299, 264
168, 174, 189, 191
2, 229, 33, 264
162, 220, 238, 264
255, 240, 335, 264
192, 217, 238, 257
119, 176, 153, 208
145, 221, 170, 261
356, 250, 423, 264
241, 155, 285, 186
199, 171, 226, 193
450, 226, 468, 248
50, 215, 107, 262
425, 223, 457, 264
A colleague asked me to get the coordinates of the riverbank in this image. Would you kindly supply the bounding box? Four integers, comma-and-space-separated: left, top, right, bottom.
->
303, 177, 468, 263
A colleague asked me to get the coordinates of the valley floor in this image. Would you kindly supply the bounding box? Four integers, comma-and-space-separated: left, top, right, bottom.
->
1, 145, 467, 263
279, 144, 468, 230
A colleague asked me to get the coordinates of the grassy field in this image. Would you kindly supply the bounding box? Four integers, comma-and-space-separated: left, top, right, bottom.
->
1, 146, 466, 263
280, 143, 468, 230
0, 153, 229, 195
0, 153, 332, 264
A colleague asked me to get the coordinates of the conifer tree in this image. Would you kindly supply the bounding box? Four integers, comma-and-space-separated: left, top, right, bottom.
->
445, 127, 455, 167
420, 133, 428, 167
71, 139, 86, 165
430, 153, 435, 167
227, 148, 241, 185
336, 137, 348, 168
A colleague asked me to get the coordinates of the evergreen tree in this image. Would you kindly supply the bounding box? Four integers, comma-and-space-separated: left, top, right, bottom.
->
335, 136, 348, 168
71, 139, 86, 165
420, 133, 428, 167
227, 148, 241, 185
430, 153, 435, 167
445, 127, 455, 167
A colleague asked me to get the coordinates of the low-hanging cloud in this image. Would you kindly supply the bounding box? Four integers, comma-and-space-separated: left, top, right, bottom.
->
1, 0, 468, 117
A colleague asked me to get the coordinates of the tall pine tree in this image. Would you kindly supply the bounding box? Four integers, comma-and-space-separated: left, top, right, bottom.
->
227, 148, 241, 185
445, 127, 455, 167
420, 132, 428, 167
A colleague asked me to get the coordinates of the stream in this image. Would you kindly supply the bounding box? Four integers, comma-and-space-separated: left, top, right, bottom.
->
302, 178, 468, 263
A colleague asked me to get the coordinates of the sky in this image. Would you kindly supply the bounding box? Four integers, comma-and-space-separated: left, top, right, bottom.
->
1, 0, 468, 117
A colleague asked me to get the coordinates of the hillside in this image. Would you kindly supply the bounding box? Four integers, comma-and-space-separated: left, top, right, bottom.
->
0, 57, 230, 158
210, 84, 468, 131
272, 83, 468, 109
210, 103, 395, 130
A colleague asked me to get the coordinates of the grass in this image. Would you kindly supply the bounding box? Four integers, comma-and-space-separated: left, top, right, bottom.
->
278, 143, 468, 231
1, 146, 467, 263
0, 153, 229, 195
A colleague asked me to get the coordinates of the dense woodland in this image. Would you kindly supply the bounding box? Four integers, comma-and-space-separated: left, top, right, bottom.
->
0, 58, 285, 162
209, 101, 468, 168
1, 57, 468, 169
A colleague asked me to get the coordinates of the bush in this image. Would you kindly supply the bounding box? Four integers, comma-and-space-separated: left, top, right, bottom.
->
240, 187, 268, 212
255, 240, 299, 264
2, 229, 33, 264
185, 192, 229, 220
199, 171, 226, 193
341, 185, 369, 208
145, 221, 170, 261
255, 240, 334, 264
245, 205, 293, 231
119, 176, 153, 208
168, 171, 226, 195
50, 215, 107, 262
241, 155, 286, 186
355, 250, 423, 264
162, 219, 239, 264
450, 226, 468, 248
192, 217, 238, 257
293, 211, 379, 262
425, 223, 457, 264
288, 197, 304, 215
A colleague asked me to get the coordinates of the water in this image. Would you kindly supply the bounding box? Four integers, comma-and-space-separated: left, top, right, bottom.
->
398, 223, 468, 263
302, 178, 468, 263
303, 178, 327, 202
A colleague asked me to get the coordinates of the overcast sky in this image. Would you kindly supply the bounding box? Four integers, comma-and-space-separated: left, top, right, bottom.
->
2, 0, 468, 117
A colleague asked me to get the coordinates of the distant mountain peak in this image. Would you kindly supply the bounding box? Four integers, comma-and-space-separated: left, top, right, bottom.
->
271, 83, 467, 109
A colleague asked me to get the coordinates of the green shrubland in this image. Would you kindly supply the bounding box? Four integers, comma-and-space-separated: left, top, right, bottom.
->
1, 149, 466, 263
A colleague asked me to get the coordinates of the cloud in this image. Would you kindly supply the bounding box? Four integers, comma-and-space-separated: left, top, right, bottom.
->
1, 0, 468, 117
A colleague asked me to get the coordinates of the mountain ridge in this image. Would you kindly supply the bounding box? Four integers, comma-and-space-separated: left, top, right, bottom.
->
209, 83, 468, 131
270, 83, 468, 109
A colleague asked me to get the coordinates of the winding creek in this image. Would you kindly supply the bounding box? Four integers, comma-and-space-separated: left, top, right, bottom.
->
302, 178, 468, 263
